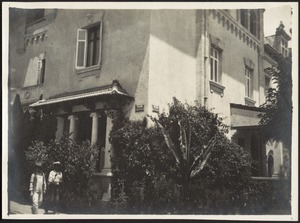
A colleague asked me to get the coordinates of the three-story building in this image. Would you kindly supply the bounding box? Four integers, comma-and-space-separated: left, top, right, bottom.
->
9, 8, 290, 199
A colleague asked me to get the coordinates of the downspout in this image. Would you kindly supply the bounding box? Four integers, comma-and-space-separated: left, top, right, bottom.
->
203, 10, 209, 108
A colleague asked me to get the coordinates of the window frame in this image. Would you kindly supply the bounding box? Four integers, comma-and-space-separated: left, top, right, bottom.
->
245, 67, 252, 98
86, 25, 101, 67
37, 59, 46, 85
210, 47, 221, 83
280, 39, 288, 57
75, 22, 102, 70
249, 10, 257, 36
240, 9, 248, 28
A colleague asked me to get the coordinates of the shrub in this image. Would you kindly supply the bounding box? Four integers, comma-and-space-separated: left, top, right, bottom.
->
109, 98, 256, 214
25, 135, 99, 212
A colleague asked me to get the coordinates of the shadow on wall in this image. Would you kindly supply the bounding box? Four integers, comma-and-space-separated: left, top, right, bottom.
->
150, 10, 198, 58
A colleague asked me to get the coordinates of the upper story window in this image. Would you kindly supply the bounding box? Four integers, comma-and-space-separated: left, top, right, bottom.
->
76, 22, 102, 69
37, 59, 46, 85
249, 11, 257, 36
240, 9, 259, 38
281, 39, 288, 57
245, 68, 252, 98
26, 9, 45, 25
210, 47, 221, 83
240, 9, 248, 28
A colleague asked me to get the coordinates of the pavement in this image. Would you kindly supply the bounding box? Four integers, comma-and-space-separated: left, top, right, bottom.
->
8, 200, 65, 215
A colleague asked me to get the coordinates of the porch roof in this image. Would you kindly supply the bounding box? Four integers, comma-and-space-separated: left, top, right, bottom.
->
29, 80, 133, 108
230, 103, 265, 129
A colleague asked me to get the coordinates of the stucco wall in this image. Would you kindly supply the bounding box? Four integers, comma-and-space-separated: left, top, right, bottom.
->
9, 8, 27, 88
266, 140, 283, 176
148, 10, 197, 117
206, 10, 261, 127
10, 9, 151, 120
42, 10, 150, 98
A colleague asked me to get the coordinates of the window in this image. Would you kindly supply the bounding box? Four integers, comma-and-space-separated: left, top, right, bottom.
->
26, 9, 45, 25
37, 59, 46, 84
240, 9, 248, 28
265, 76, 270, 92
280, 39, 288, 57
240, 10, 259, 38
76, 23, 102, 69
210, 47, 221, 82
245, 68, 252, 98
249, 11, 257, 36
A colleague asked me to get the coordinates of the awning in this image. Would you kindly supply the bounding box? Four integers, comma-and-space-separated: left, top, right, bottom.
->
29, 81, 133, 108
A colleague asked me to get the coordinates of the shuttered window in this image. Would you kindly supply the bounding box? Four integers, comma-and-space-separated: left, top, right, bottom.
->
76, 23, 102, 69
76, 29, 87, 68
37, 59, 46, 84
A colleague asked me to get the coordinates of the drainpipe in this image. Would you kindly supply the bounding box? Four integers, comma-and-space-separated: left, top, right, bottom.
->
203, 10, 209, 108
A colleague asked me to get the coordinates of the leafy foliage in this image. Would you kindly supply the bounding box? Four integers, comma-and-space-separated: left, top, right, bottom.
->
259, 55, 292, 151
110, 98, 257, 213
25, 136, 100, 212
9, 94, 27, 200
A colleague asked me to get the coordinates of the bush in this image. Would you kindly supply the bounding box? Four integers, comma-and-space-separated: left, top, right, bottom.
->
25, 135, 100, 212
109, 98, 257, 214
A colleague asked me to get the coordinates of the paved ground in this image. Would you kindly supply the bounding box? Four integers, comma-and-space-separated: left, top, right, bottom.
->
8, 200, 64, 215
9, 200, 42, 214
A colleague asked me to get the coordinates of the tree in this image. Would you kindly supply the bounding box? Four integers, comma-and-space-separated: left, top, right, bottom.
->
25, 136, 100, 212
259, 55, 292, 153
9, 94, 26, 201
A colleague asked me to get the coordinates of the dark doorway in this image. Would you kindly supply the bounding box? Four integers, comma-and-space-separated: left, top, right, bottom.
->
77, 113, 92, 142
267, 151, 274, 177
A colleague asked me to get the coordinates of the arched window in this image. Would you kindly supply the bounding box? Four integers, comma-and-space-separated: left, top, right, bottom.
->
267, 150, 274, 177
240, 9, 248, 28
250, 10, 257, 36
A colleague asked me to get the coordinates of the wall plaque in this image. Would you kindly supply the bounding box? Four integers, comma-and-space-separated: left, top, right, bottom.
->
152, 105, 159, 113
135, 104, 144, 112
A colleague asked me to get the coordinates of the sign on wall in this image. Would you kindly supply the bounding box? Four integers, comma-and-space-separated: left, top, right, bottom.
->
152, 105, 159, 113
135, 104, 144, 112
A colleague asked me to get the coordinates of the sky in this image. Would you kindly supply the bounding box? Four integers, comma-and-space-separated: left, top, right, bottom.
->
264, 5, 292, 39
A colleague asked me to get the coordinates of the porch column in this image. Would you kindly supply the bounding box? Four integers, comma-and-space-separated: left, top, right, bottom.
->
102, 113, 113, 174
90, 112, 100, 145
55, 117, 65, 139
101, 113, 113, 201
68, 115, 78, 141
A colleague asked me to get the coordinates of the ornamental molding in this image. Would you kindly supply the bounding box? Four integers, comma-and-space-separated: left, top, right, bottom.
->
24, 30, 48, 48
209, 9, 261, 53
